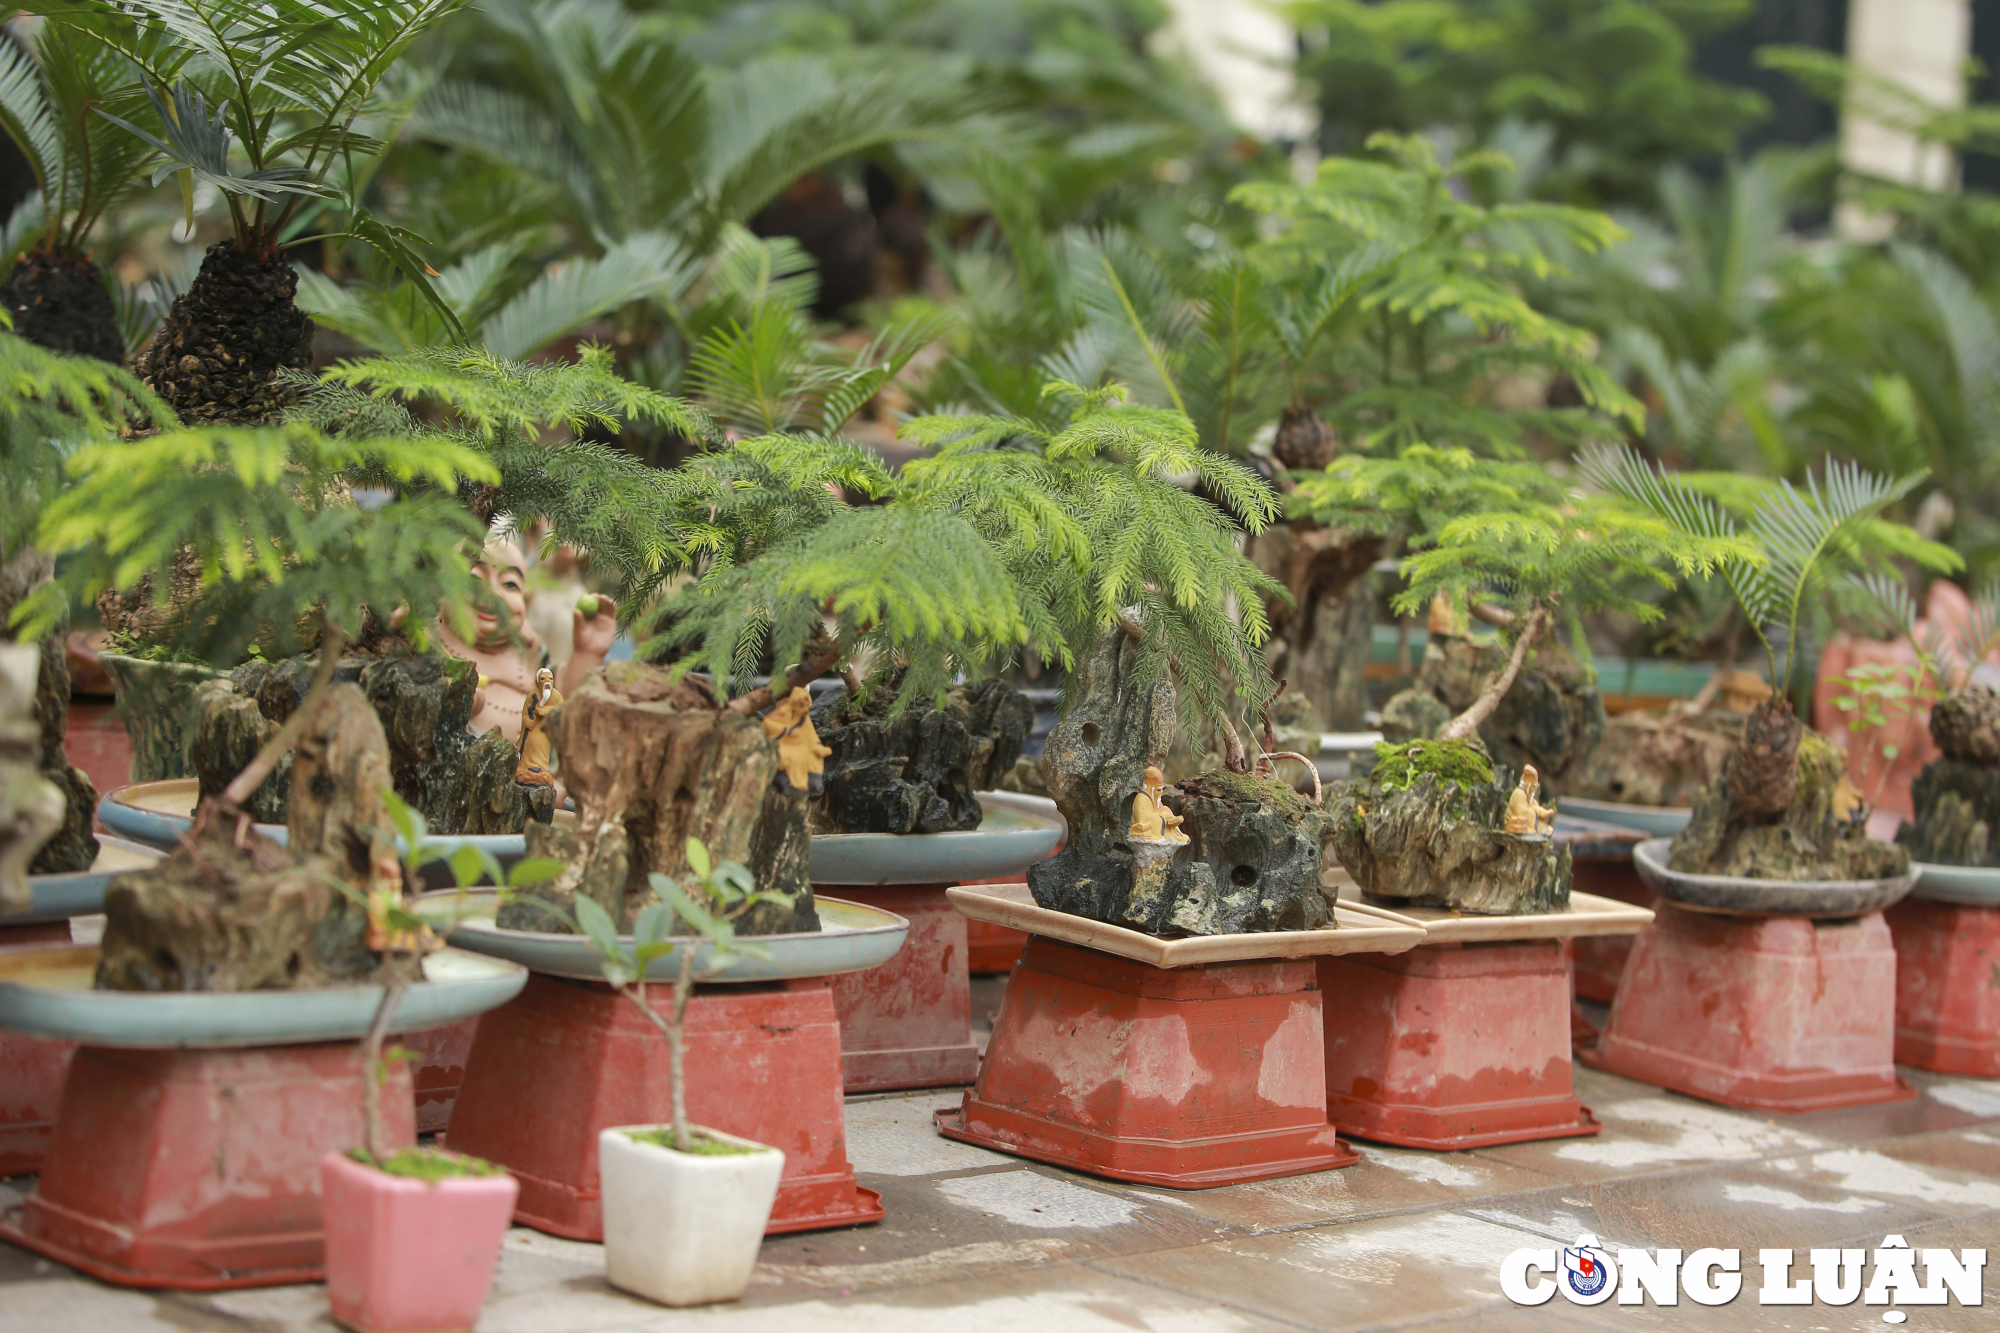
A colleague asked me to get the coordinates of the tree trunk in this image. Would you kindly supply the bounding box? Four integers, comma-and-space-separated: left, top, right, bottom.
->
1246, 520, 1381, 730
1722, 700, 1803, 819
1, 251, 125, 363
135, 240, 314, 425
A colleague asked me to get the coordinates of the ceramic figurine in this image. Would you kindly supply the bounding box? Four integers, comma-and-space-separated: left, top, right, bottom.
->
1127, 766, 1188, 844
1504, 764, 1556, 835
516, 668, 562, 787
764, 687, 831, 795
436, 536, 617, 742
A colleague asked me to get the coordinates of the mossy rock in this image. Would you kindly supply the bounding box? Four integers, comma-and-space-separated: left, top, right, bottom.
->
1669, 731, 1909, 881
1370, 738, 1494, 795
1331, 766, 1571, 915
1899, 752, 2000, 868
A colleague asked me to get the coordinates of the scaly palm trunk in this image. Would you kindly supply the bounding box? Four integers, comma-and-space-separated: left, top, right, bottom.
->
136, 240, 314, 425
1723, 699, 1802, 818
0, 251, 125, 363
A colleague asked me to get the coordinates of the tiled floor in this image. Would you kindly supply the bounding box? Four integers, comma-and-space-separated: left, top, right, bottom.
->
4, 1005, 1998, 1332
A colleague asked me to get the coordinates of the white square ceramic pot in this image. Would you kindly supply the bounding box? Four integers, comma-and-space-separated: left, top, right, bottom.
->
598, 1124, 785, 1307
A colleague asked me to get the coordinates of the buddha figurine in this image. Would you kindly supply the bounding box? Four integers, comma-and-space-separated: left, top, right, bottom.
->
436, 536, 618, 742
1504, 764, 1556, 836
515, 668, 562, 786
1128, 765, 1188, 844
764, 686, 832, 795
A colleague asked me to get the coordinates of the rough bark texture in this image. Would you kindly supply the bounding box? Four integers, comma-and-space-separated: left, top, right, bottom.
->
1722, 700, 1802, 819
94, 684, 414, 991
807, 678, 1033, 833
0, 547, 97, 872
1026, 627, 1335, 935
135, 240, 314, 426
1570, 707, 1746, 808
0, 644, 63, 913
189, 650, 551, 834
100, 651, 222, 781
1026, 625, 1176, 922
1385, 630, 1605, 795
497, 661, 816, 936
1929, 685, 2000, 764
0, 251, 124, 362
1248, 521, 1381, 730
1899, 689, 2000, 866
1331, 747, 1573, 915
1271, 405, 1338, 472
1670, 731, 1908, 881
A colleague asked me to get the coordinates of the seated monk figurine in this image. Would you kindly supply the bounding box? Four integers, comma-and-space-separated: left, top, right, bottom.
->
764, 686, 832, 795
1128, 765, 1189, 844
516, 668, 562, 786
436, 536, 619, 742
1504, 763, 1556, 836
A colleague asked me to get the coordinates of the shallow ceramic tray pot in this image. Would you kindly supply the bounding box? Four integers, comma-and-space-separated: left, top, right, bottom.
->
806, 791, 1065, 885
0, 945, 527, 1047
599, 1125, 784, 1307
6, 838, 160, 925
321, 1152, 518, 1333
421, 890, 909, 983
1632, 838, 1919, 919
1558, 796, 1693, 838
1910, 861, 2000, 907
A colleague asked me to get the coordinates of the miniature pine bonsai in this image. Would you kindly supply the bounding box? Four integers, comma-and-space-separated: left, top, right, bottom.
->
1581, 445, 1936, 881
1310, 444, 1742, 912
26, 0, 473, 422
0, 23, 161, 361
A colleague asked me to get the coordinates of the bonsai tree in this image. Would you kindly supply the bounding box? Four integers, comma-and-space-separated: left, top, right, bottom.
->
0, 22, 163, 360
1581, 444, 1933, 880
28, 0, 475, 422
1313, 444, 1742, 912
0, 328, 172, 885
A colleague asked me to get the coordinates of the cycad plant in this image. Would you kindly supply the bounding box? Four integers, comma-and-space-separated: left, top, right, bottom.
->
1580, 446, 1930, 819
27, 0, 475, 423
0, 22, 165, 360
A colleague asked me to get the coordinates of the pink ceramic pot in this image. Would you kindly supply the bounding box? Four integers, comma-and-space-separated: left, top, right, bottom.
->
321, 1152, 519, 1333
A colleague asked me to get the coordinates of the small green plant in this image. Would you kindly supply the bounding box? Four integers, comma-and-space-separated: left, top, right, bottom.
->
346, 790, 565, 1172
572, 838, 790, 1155
1829, 659, 1945, 812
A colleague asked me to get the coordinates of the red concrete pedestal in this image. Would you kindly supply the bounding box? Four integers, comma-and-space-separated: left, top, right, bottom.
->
0, 921, 78, 1174
405, 1017, 480, 1135
1570, 859, 1652, 1004
826, 883, 980, 1090
0, 1042, 413, 1289
966, 919, 1029, 974
937, 936, 1355, 1188
62, 699, 131, 800
444, 973, 880, 1241
1320, 940, 1599, 1150
1583, 903, 1911, 1111
1886, 897, 2000, 1075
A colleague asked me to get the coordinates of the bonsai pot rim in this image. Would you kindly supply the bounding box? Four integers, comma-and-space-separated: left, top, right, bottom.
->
8, 838, 161, 924
1632, 838, 1918, 919
1910, 861, 2000, 907
808, 791, 1064, 885
419, 889, 911, 982
0, 943, 527, 1047
1559, 796, 1693, 837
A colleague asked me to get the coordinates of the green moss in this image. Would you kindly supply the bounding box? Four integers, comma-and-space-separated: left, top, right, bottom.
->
1189, 768, 1311, 822
348, 1147, 505, 1182
626, 1127, 768, 1156
1370, 739, 1494, 795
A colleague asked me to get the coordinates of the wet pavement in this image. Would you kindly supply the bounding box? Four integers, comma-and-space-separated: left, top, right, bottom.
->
3, 991, 1997, 1331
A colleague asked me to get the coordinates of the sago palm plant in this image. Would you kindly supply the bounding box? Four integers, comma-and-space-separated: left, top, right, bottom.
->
26, 0, 476, 423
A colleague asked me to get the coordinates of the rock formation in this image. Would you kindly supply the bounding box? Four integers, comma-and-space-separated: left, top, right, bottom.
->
1331, 739, 1572, 914
498, 661, 817, 937
807, 677, 1032, 834
0, 644, 64, 913
1382, 630, 1605, 795
1670, 730, 1908, 881
1569, 707, 1745, 809
1899, 685, 2000, 867
1, 547, 98, 873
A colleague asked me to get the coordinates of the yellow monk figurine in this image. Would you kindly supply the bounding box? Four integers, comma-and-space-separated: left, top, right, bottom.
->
515, 667, 562, 786
764, 686, 832, 795
1128, 765, 1188, 844
1504, 764, 1556, 835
